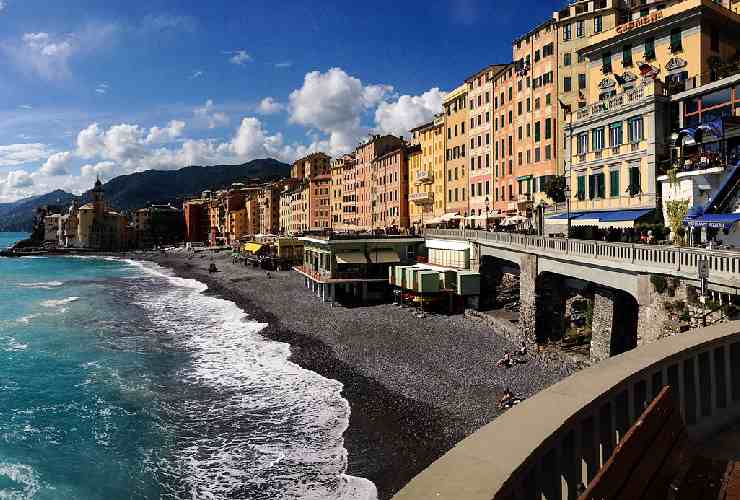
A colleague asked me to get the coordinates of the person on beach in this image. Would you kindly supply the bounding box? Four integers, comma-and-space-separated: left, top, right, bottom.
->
497, 388, 523, 409
266, 271, 272, 279
497, 351, 514, 368
517, 341, 527, 357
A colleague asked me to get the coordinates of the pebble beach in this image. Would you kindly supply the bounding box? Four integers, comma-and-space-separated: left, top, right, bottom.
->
141, 250, 579, 499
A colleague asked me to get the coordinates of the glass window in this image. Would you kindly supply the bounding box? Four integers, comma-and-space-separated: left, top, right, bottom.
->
563, 24, 572, 41
592, 127, 605, 151
564, 76, 572, 92
644, 37, 655, 60
545, 118, 552, 140
684, 98, 699, 114
628, 166, 641, 194
702, 88, 732, 109
577, 132, 589, 154
576, 20, 585, 38
628, 117, 644, 143
594, 15, 603, 33
670, 28, 682, 52
578, 73, 586, 90
623, 44, 632, 66
564, 52, 571, 66
534, 122, 541, 142
602, 51, 612, 73
609, 122, 623, 146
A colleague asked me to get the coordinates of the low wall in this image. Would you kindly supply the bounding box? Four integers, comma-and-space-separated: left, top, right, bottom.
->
393, 321, 740, 500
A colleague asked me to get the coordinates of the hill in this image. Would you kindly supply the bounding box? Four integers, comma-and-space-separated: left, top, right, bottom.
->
0, 158, 291, 232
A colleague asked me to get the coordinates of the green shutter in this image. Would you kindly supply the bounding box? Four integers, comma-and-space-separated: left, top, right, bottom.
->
577, 176, 586, 200
597, 173, 606, 198
588, 175, 595, 199
610, 170, 620, 197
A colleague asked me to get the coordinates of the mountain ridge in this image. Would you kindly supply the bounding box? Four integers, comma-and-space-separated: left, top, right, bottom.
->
0, 158, 291, 232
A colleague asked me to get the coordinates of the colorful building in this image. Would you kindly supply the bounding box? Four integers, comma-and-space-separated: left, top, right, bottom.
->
408, 117, 444, 227
354, 135, 405, 230
443, 83, 470, 220
492, 65, 518, 215
371, 145, 410, 230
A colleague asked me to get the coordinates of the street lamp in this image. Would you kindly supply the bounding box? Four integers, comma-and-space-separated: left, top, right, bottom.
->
564, 184, 571, 239
485, 196, 490, 230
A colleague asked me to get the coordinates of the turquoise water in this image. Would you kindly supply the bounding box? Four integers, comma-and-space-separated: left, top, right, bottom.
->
0, 233, 375, 499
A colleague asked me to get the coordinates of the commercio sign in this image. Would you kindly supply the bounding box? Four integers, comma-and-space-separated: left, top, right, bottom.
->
616, 11, 663, 35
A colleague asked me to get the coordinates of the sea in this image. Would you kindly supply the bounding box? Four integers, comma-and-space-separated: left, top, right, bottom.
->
0, 232, 376, 500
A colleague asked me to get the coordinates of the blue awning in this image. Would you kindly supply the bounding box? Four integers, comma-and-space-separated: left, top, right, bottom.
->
547, 208, 654, 222
684, 213, 740, 229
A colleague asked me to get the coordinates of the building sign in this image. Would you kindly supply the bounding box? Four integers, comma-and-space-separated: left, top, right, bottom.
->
616, 11, 663, 35
598, 77, 616, 90
666, 57, 688, 72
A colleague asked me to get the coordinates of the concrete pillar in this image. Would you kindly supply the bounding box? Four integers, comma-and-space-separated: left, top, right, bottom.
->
519, 254, 538, 342
590, 289, 616, 363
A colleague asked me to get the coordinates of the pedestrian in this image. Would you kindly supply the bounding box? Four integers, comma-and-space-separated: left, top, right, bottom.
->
266, 271, 272, 279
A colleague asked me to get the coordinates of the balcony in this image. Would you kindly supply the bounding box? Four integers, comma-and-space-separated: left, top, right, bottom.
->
575, 81, 665, 121
409, 191, 434, 204
414, 170, 434, 184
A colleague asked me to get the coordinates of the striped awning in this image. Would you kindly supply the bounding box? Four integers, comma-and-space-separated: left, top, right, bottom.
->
335, 252, 368, 264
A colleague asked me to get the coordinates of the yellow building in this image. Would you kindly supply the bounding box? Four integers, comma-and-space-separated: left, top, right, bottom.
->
443, 83, 469, 219
561, 0, 740, 226
76, 178, 129, 250
408, 116, 445, 227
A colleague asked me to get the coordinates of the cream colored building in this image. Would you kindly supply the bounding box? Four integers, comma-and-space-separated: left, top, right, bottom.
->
409, 116, 445, 227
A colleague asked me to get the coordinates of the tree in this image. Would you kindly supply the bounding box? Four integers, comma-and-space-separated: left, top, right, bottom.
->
666, 199, 690, 246
544, 176, 566, 203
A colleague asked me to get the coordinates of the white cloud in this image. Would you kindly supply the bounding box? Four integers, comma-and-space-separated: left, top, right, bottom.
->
18, 104, 32, 110
140, 13, 197, 33
275, 61, 292, 68
289, 67, 393, 155
79, 161, 117, 179
0, 1, 7, 13
189, 70, 204, 79
374, 87, 446, 137
145, 120, 186, 144
227, 50, 252, 65
95, 83, 109, 94
257, 97, 284, 115
5, 170, 33, 188
39, 151, 72, 176
0, 143, 52, 167
194, 99, 230, 129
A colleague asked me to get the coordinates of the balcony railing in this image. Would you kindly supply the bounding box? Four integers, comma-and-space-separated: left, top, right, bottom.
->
393, 322, 740, 500
409, 191, 434, 204
575, 81, 665, 121
414, 170, 434, 184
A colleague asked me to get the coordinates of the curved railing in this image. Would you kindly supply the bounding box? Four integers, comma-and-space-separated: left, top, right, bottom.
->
425, 228, 740, 288
393, 322, 740, 500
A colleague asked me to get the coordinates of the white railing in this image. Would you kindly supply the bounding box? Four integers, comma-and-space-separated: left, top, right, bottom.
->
426, 228, 740, 286
393, 322, 740, 500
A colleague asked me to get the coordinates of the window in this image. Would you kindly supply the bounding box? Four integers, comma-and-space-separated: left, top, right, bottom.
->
644, 37, 655, 60
640, 8, 649, 17
594, 15, 603, 33
711, 28, 719, 52
609, 122, 623, 146
602, 51, 612, 73
670, 28, 682, 52
563, 23, 572, 41
518, 101, 522, 115
576, 175, 586, 200
518, 126, 522, 140
534, 121, 541, 142
578, 73, 586, 90
589, 172, 605, 199
628, 165, 641, 195
578, 52, 586, 63
564, 76, 572, 92
622, 44, 633, 66
534, 49, 541, 62
535, 97, 540, 110
564, 52, 571, 66
545, 93, 551, 106
576, 20, 585, 38
609, 169, 620, 197
703, 87, 732, 108
592, 127, 605, 151
527, 97, 531, 112
535, 147, 541, 162
545, 145, 551, 160
628, 117, 643, 143
545, 118, 552, 140
577, 132, 589, 154
543, 43, 554, 57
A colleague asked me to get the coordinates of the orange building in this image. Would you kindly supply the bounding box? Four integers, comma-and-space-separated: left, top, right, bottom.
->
354, 135, 405, 230
183, 199, 209, 243
372, 146, 410, 230
493, 65, 518, 215
292, 152, 332, 231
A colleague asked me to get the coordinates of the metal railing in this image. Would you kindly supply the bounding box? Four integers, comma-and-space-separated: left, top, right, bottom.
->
425, 228, 740, 286
393, 322, 740, 500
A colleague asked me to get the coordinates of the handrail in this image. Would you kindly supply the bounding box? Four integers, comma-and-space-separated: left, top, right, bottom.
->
425, 228, 740, 286
393, 322, 740, 500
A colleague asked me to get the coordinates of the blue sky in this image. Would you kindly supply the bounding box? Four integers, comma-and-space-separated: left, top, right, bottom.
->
0, 0, 561, 202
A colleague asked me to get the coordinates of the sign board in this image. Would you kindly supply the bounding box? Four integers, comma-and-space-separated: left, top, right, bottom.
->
616, 11, 663, 35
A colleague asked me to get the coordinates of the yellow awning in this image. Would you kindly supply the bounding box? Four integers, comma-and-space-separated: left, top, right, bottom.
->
242, 242, 263, 253
335, 252, 368, 264
368, 249, 400, 263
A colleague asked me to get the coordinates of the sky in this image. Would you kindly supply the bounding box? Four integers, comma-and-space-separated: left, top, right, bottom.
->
0, 0, 562, 202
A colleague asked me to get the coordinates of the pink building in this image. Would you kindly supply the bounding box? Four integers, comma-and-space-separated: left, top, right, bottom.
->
354, 135, 405, 231
372, 146, 410, 230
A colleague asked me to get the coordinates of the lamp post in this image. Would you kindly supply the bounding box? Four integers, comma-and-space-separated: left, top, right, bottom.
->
485, 196, 490, 230
565, 184, 571, 239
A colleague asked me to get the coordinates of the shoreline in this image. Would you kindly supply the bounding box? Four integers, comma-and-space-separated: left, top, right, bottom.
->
129, 250, 579, 499
136, 252, 459, 500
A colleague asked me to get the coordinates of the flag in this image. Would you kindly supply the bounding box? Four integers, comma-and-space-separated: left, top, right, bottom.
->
558, 99, 572, 114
